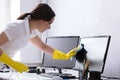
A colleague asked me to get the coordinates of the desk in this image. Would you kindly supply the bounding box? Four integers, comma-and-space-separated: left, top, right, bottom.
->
0, 72, 79, 80
1, 72, 117, 80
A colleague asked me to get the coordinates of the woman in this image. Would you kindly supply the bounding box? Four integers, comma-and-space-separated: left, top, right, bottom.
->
0, 3, 80, 73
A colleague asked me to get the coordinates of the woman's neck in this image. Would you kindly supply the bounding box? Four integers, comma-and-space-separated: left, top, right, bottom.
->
29, 19, 40, 33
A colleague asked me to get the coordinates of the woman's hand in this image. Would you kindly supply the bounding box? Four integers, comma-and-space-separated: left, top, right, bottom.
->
0, 53, 29, 73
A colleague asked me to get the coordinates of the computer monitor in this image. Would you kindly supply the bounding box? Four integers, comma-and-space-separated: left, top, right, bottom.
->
79, 35, 111, 73
42, 36, 80, 69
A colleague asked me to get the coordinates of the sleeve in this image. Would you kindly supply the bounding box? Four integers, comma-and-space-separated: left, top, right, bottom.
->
4, 23, 22, 41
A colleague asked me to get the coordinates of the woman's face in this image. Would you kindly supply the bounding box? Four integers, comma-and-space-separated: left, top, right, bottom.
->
38, 17, 54, 33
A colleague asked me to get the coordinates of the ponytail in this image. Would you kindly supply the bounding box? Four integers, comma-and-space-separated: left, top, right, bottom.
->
17, 13, 31, 20
17, 3, 55, 21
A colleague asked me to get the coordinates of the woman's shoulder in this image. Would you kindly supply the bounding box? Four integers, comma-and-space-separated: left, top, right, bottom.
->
3, 20, 28, 40
4, 20, 27, 33
7, 20, 25, 26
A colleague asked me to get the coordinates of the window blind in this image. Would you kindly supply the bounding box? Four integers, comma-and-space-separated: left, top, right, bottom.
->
0, 0, 10, 31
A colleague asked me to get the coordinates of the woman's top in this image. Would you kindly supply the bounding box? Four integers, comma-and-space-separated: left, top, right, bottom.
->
0, 17, 42, 57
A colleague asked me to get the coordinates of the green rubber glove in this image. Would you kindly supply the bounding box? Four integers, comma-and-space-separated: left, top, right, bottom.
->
0, 52, 29, 73
53, 45, 81, 60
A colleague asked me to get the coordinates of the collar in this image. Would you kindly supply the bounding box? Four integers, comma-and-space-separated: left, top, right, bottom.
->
24, 18, 30, 37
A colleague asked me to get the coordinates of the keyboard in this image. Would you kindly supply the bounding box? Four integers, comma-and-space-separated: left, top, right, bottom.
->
40, 73, 57, 78
59, 74, 76, 79
40, 73, 76, 79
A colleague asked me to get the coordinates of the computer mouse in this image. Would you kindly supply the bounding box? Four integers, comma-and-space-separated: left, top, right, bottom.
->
52, 76, 63, 80
36, 67, 42, 74
28, 67, 42, 74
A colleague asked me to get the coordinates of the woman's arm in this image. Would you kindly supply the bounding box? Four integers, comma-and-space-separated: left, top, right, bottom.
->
0, 32, 9, 55
29, 36, 81, 60
29, 36, 54, 55
0, 32, 28, 73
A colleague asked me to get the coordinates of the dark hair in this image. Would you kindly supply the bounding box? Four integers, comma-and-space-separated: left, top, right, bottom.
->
17, 3, 55, 21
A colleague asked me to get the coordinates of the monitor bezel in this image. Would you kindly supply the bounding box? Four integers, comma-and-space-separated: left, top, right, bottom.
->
81, 35, 111, 74
42, 36, 80, 69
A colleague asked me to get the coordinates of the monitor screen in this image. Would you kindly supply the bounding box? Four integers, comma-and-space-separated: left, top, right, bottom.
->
79, 35, 111, 73
42, 36, 80, 69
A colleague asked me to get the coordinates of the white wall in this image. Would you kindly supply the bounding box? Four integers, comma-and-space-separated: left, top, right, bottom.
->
19, 0, 120, 77
20, 0, 41, 13
47, 0, 120, 78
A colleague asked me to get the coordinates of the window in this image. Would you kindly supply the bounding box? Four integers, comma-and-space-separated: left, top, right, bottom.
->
0, 0, 20, 61
0, 0, 10, 32
11, 0, 20, 61
0, 0, 20, 32
10, 0, 20, 21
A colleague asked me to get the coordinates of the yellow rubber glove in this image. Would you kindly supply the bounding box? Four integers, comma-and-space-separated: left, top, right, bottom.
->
53, 49, 69, 60
67, 45, 81, 58
53, 45, 81, 60
0, 52, 28, 73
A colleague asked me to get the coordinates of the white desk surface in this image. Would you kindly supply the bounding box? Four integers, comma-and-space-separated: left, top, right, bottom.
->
0, 72, 79, 80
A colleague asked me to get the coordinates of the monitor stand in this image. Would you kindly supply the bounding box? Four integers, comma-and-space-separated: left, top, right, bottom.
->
49, 67, 72, 76
40, 67, 76, 79
58, 68, 62, 74
57, 68, 76, 79
57, 67, 72, 75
